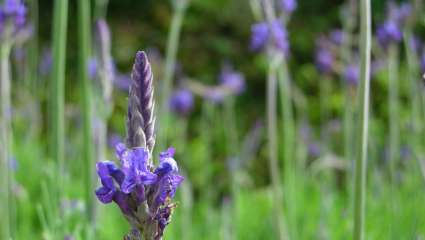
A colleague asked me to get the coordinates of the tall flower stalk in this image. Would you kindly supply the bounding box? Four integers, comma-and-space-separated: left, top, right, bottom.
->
91, 18, 114, 230
387, 45, 399, 179
95, 51, 184, 240
353, 0, 371, 238
404, 34, 424, 178
50, 0, 69, 195
249, 0, 294, 238
77, 0, 95, 233
0, 1, 28, 238
266, 56, 287, 240
0, 40, 12, 240
168, 87, 194, 240
342, 0, 357, 167
158, 0, 189, 149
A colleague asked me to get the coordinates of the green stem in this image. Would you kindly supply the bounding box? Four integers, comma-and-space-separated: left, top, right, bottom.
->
224, 97, 239, 156
403, 32, 424, 178
341, 2, 355, 170
94, 0, 109, 18
50, 0, 68, 195
277, 60, 296, 239
319, 76, 331, 150
267, 60, 286, 240
78, 0, 95, 229
388, 45, 400, 175
26, 0, 40, 139
353, 0, 371, 238
1, 43, 11, 240
159, 2, 188, 148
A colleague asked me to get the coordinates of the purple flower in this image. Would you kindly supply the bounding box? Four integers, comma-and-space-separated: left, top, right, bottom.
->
39, 49, 52, 76
204, 87, 227, 103
169, 89, 194, 117
95, 161, 124, 203
250, 20, 289, 55
9, 156, 17, 171
95, 143, 184, 235
315, 48, 334, 74
88, 58, 98, 80
371, 59, 384, 77
308, 143, 321, 158
114, 73, 131, 91
271, 20, 290, 55
343, 64, 359, 86
409, 36, 422, 53
0, 0, 26, 36
376, 20, 402, 48
219, 65, 246, 95
420, 52, 425, 73
120, 146, 157, 194
250, 22, 269, 51
389, 2, 412, 24
155, 148, 178, 176
329, 29, 345, 45
108, 134, 123, 148
280, 0, 297, 14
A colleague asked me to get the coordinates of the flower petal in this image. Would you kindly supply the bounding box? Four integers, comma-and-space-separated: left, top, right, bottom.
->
113, 191, 132, 216
95, 186, 114, 204
121, 175, 137, 194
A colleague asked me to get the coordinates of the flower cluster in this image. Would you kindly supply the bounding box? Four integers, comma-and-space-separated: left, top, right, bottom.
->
0, 0, 26, 39
376, 2, 412, 48
250, 20, 289, 56
95, 143, 184, 238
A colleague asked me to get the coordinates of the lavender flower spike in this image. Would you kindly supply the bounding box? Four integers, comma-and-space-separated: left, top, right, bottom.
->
96, 51, 184, 240
127, 51, 156, 153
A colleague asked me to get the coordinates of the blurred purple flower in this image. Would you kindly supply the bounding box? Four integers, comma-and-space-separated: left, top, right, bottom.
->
308, 143, 321, 158
88, 58, 98, 80
420, 52, 425, 73
13, 47, 24, 61
280, 0, 297, 14
114, 73, 131, 91
271, 20, 290, 55
389, 2, 412, 24
376, 20, 402, 48
64, 235, 74, 240
204, 88, 227, 103
371, 59, 384, 77
343, 64, 359, 86
9, 156, 17, 171
108, 134, 123, 149
3, 0, 26, 25
377, 2, 411, 49
329, 29, 345, 46
39, 49, 52, 76
315, 48, 334, 74
250, 20, 289, 55
219, 65, 246, 95
409, 36, 422, 53
169, 89, 194, 117
0, 0, 26, 37
250, 22, 269, 51
400, 145, 412, 161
